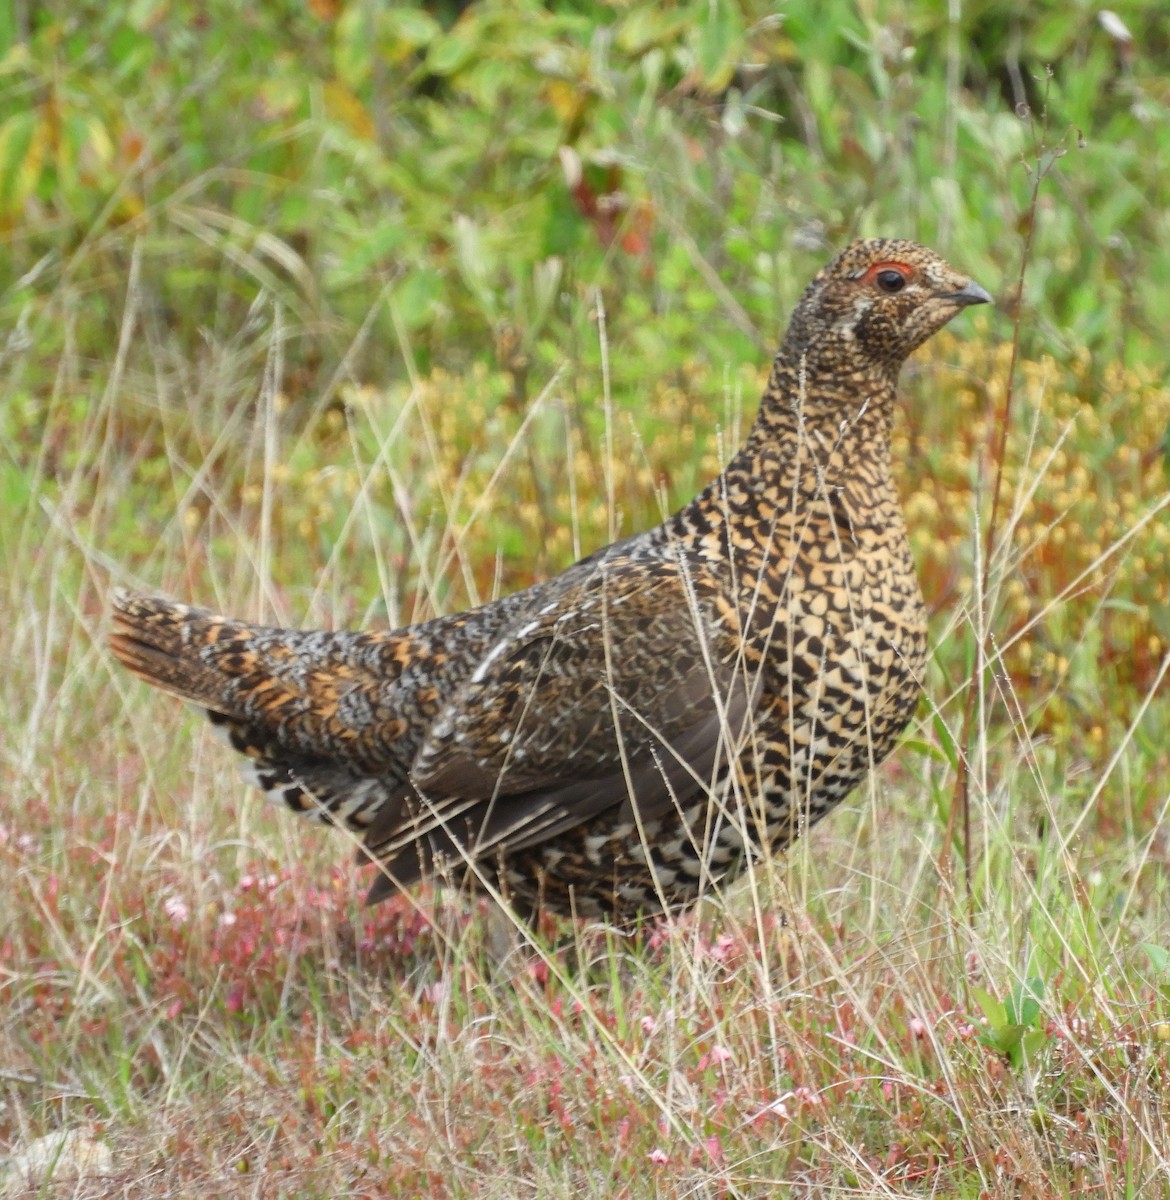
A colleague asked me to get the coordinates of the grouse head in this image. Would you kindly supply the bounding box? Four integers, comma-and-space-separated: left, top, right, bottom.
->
780, 238, 992, 381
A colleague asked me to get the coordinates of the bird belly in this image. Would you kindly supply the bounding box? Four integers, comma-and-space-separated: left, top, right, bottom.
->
500, 577, 926, 918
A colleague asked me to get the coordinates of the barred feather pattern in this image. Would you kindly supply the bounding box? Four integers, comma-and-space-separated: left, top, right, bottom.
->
110, 238, 990, 919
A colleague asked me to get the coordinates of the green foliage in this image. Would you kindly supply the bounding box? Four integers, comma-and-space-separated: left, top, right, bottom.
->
973, 977, 1051, 1070
1142, 943, 1170, 1013
3, 0, 1170, 397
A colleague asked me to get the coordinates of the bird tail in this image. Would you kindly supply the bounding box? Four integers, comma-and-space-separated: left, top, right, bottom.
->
109, 589, 410, 844
109, 589, 254, 711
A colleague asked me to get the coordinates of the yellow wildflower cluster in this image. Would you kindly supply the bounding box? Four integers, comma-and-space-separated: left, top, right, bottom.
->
904, 332, 1170, 713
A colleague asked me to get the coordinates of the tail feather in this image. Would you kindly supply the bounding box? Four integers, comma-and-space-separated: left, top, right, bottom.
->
109, 589, 250, 714
109, 589, 414, 848
110, 589, 401, 762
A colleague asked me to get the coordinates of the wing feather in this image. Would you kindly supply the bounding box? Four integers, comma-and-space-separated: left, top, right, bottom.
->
359, 551, 764, 899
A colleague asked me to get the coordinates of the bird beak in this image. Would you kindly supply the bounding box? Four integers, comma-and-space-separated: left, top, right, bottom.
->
940, 279, 993, 307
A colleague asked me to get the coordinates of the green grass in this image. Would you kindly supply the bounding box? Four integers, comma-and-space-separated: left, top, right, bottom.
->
4, 2, 1170, 1196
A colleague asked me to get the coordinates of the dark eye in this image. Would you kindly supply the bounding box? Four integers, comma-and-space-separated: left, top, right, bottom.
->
875, 269, 906, 294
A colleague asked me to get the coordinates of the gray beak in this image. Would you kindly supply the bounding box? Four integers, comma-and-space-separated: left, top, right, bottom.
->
941, 279, 993, 307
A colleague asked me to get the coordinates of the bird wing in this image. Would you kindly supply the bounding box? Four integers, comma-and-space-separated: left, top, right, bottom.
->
360, 552, 763, 896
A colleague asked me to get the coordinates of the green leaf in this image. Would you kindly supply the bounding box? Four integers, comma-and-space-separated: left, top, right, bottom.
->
542, 188, 584, 257
385, 7, 441, 50
995, 1025, 1026, 1057
615, 8, 690, 55
1018, 1029, 1049, 1066
971, 987, 1004, 1030
693, 0, 743, 92
452, 214, 497, 317
427, 31, 477, 77
335, 5, 373, 88
1004, 978, 1044, 1028
392, 269, 445, 332
900, 736, 949, 764
0, 110, 40, 214
332, 220, 408, 284
1143, 943, 1170, 975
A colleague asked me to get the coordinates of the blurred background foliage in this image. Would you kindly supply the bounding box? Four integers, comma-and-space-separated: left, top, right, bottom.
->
2, 0, 1167, 385
2, 0, 1170, 755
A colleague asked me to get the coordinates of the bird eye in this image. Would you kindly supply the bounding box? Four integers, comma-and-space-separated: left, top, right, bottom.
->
875, 269, 906, 294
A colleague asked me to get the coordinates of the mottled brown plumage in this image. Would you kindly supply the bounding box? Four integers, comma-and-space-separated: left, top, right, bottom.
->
110, 239, 990, 919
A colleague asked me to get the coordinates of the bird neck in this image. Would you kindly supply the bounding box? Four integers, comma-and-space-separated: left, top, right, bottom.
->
759, 344, 895, 445
699, 350, 901, 518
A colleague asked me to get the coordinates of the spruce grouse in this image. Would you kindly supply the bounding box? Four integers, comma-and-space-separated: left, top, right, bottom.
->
110, 239, 991, 919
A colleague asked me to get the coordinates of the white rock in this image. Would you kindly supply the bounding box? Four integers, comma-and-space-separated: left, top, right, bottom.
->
0, 1128, 113, 1196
